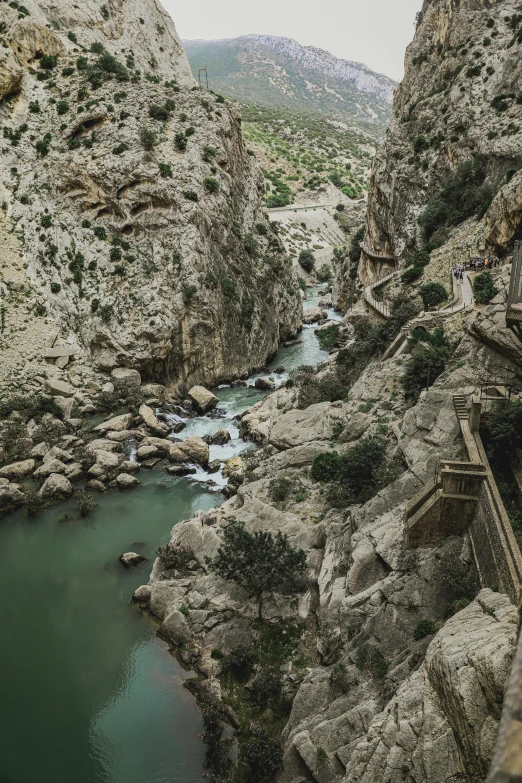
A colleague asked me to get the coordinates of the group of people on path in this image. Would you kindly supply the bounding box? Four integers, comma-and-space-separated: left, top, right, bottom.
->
453, 263, 466, 282
469, 255, 500, 272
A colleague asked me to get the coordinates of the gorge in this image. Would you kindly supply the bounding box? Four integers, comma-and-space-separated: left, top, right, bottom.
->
1, 1, 522, 783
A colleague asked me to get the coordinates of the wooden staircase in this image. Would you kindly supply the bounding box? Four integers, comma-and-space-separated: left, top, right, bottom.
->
453, 394, 468, 421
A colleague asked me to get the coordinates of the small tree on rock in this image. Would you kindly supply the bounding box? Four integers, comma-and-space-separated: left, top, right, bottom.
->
208, 522, 307, 618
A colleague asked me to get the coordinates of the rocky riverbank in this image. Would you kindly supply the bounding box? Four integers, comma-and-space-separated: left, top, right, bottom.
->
136, 267, 521, 783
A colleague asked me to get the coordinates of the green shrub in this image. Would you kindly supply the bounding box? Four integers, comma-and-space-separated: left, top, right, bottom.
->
50, 282, 61, 293
158, 162, 173, 178
349, 225, 365, 262
418, 156, 492, 241
298, 249, 315, 273
473, 271, 497, 304
77, 492, 97, 517
203, 176, 219, 193
183, 190, 198, 202
328, 436, 387, 506
156, 542, 195, 570
56, 100, 69, 115
35, 133, 51, 156
239, 727, 282, 783
269, 477, 292, 502
93, 226, 107, 240
413, 619, 437, 640
29, 101, 41, 113
223, 642, 258, 673
311, 452, 341, 482
98, 303, 113, 323
316, 324, 339, 351
317, 263, 332, 282
174, 131, 187, 150
202, 145, 216, 161
40, 54, 58, 70
355, 643, 388, 679
149, 104, 170, 121
112, 142, 128, 155
419, 282, 448, 309
40, 214, 52, 228
139, 123, 157, 150
401, 266, 423, 284
401, 327, 452, 401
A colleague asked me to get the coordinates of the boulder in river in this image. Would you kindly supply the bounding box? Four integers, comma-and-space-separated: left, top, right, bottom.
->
230, 379, 248, 388
302, 306, 327, 324
34, 459, 66, 479
187, 385, 219, 414
38, 473, 74, 501
0, 459, 35, 479
223, 456, 245, 477
120, 460, 140, 474
166, 465, 197, 476
207, 460, 222, 474
86, 479, 107, 492
133, 585, 151, 603
136, 444, 159, 461
0, 484, 25, 515
170, 436, 209, 467
139, 404, 169, 435
210, 430, 231, 445
119, 552, 146, 568
116, 473, 140, 490
275, 365, 285, 373
255, 377, 275, 391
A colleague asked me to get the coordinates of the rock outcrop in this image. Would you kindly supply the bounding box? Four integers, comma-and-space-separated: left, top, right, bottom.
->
0, 0, 301, 394
361, 0, 522, 280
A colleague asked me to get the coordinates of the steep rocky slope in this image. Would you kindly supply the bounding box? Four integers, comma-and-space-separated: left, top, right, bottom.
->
138, 267, 521, 782
0, 0, 301, 394
362, 0, 522, 279
184, 35, 395, 129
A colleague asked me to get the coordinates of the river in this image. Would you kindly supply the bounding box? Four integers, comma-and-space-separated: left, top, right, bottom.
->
0, 288, 340, 783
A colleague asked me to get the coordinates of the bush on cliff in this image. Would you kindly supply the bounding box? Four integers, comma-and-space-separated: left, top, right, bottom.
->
473, 271, 497, 304
484, 399, 522, 459
419, 282, 448, 309
401, 326, 453, 401
207, 521, 306, 619
298, 249, 315, 273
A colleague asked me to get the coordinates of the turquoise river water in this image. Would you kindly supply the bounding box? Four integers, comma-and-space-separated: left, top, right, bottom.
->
0, 288, 340, 783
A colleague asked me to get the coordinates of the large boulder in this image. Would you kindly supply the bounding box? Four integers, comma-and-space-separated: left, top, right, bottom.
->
46, 379, 75, 398
0, 459, 35, 479
210, 430, 231, 445
111, 367, 141, 390
0, 484, 25, 515
0, 50, 22, 100
116, 473, 140, 489
303, 307, 327, 324
160, 608, 193, 647
170, 436, 209, 466
33, 459, 66, 478
93, 413, 134, 433
255, 376, 275, 391
187, 385, 219, 413
141, 383, 166, 398
139, 404, 168, 434
38, 473, 73, 501
95, 450, 125, 471
119, 552, 146, 568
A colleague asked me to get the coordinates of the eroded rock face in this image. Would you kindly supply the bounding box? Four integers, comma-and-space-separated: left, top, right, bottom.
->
361, 0, 522, 277
0, 0, 301, 394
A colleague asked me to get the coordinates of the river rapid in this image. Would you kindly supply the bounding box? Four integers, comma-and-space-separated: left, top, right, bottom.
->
0, 288, 341, 783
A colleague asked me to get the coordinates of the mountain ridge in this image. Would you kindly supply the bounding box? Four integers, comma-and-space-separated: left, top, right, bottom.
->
183, 34, 396, 128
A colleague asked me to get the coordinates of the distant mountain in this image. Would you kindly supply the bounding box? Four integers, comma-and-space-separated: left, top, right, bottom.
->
183, 35, 396, 129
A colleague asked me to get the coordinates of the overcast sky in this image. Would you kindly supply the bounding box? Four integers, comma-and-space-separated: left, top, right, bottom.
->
162, 0, 424, 81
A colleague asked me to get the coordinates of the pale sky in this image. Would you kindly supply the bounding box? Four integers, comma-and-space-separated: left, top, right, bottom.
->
162, 0, 424, 82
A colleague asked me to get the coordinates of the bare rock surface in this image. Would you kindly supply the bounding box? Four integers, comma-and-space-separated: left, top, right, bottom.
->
188, 386, 219, 413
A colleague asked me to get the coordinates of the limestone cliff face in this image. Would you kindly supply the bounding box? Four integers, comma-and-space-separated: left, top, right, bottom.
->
0, 0, 301, 392
362, 0, 522, 281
